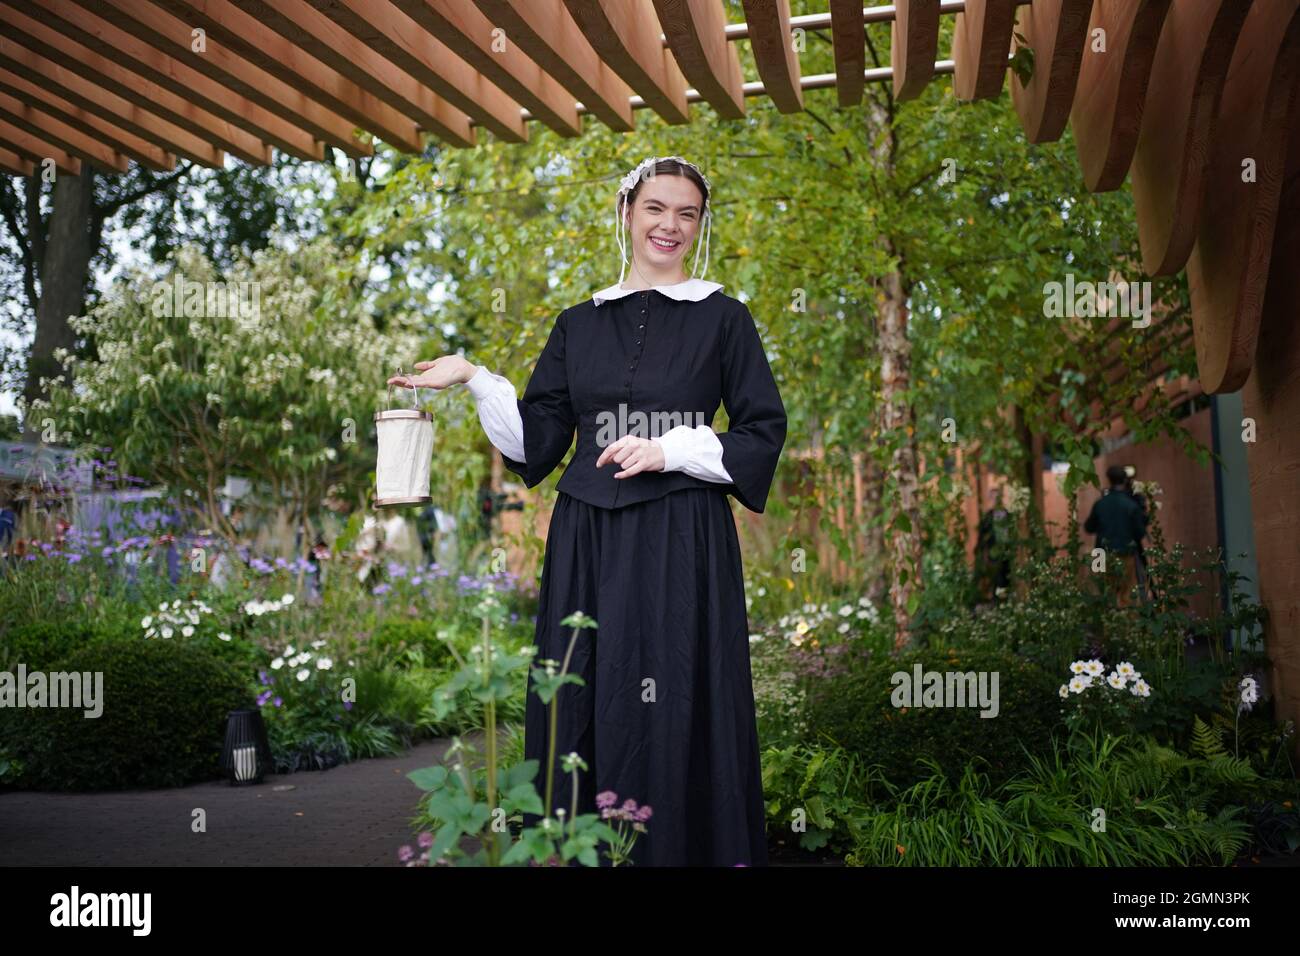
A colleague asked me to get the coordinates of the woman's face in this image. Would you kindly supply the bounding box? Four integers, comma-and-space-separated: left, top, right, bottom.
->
624, 174, 705, 273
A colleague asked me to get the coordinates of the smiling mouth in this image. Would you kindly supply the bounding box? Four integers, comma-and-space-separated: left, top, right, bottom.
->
649, 236, 681, 250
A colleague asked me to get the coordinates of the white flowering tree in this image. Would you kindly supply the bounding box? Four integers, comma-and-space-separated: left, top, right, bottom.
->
33, 240, 422, 550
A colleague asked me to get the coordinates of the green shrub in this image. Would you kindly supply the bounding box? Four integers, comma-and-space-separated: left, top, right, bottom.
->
365, 617, 455, 668
0, 618, 134, 670
805, 646, 1060, 788
5, 640, 251, 791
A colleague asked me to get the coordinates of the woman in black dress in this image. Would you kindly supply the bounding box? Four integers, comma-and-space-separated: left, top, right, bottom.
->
390, 157, 786, 866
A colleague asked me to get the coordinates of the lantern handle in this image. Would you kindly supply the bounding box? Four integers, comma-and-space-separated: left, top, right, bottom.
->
387, 364, 421, 410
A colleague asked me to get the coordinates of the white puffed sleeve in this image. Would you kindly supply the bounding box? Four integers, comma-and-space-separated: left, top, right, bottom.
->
464, 365, 527, 464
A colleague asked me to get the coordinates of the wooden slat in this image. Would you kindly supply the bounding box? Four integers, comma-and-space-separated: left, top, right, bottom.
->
1187, 0, 1300, 393
1070, 0, 1170, 192
0, 144, 34, 176
0, 65, 174, 170
0, 35, 224, 167
70, 0, 370, 157
151, 0, 424, 152
389, 0, 581, 136
1241, 83, 1300, 739
652, 0, 744, 119
0, 90, 128, 171
953, 0, 1016, 101
229, 0, 474, 146
472, 0, 633, 132
305, 0, 528, 143
1011, 0, 1093, 143
891, 0, 939, 102
741, 0, 801, 113
0, 116, 81, 174
1130, 0, 1250, 276
8, 0, 311, 160
564, 0, 690, 125
827, 0, 865, 107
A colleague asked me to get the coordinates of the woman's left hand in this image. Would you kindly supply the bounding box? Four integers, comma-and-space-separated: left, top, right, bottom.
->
595, 435, 665, 479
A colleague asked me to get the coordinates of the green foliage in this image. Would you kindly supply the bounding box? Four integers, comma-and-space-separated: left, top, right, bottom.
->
842, 734, 1257, 866
760, 743, 873, 855
364, 617, 456, 670
805, 646, 1061, 789
4, 640, 249, 791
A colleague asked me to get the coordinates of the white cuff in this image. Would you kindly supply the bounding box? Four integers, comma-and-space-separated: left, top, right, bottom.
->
653, 424, 733, 484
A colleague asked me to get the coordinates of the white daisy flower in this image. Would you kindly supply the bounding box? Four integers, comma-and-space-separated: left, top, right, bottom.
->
1068, 676, 1091, 694
1131, 679, 1151, 698
181, 625, 195, 638
1116, 662, 1136, 679
218, 632, 232, 642
837, 622, 850, 634
1084, 660, 1105, 677
1058, 684, 1070, 699
1069, 660, 1088, 675
838, 604, 854, 617
271, 657, 284, 670
1106, 672, 1126, 689
161, 625, 173, 639
141, 616, 153, 629
281, 593, 294, 605
316, 657, 333, 670
296, 668, 310, 682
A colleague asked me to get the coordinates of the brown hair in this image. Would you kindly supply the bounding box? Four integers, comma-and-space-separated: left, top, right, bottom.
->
624, 159, 709, 218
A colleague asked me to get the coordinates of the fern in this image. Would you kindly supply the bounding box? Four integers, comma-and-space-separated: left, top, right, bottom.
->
1192, 716, 1228, 760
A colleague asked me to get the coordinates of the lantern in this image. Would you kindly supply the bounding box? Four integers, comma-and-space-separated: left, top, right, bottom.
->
219, 708, 273, 785
374, 369, 434, 508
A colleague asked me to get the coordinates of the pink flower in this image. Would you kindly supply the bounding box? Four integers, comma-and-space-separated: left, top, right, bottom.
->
595, 791, 618, 809
417, 831, 433, 849
398, 845, 414, 862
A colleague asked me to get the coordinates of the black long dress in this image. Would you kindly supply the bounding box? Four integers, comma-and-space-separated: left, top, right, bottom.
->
504, 286, 786, 866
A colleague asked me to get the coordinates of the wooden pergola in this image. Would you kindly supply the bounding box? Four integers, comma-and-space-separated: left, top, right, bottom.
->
2, 0, 1299, 733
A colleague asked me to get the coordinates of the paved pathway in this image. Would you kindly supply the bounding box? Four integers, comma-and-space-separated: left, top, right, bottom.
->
1, 738, 457, 866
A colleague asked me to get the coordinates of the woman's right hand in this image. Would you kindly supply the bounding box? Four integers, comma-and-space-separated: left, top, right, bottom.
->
387, 355, 475, 391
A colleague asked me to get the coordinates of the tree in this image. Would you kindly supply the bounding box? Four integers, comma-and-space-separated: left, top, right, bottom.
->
32, 240, 421, 552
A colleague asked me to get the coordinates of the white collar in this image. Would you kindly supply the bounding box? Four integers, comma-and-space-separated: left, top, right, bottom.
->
591, 277, 724, 306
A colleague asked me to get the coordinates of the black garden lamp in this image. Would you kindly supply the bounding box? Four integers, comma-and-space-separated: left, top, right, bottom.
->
219, 708, 274, 785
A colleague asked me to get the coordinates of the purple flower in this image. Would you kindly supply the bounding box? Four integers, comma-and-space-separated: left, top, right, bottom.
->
258, 671, 269, 685
635, 805, 653, 822
398, 845, 414, 862
256, 690, 272, 707
64, 553, 83, 564
343, 700, 353, 710
273, 696, 283, 707
372, 583, 390, 595
595, 791, 618, 809
417, 831, 433, 849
